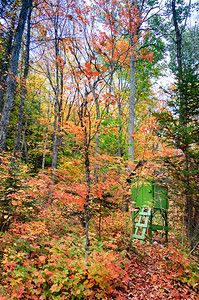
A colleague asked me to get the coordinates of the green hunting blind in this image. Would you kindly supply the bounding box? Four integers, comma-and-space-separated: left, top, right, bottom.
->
130, 168, 169, 243
133, 182, 168, 210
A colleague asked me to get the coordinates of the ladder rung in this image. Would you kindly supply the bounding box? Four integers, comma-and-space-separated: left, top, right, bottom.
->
136, 223, 148, 228
133, 234, 145, 240
139, 211, 151, 216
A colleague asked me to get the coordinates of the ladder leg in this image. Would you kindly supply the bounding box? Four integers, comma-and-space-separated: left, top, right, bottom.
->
164, 210, 168, 243
149, 212, 153, 243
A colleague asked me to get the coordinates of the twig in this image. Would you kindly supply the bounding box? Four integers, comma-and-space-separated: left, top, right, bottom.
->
188, 241, 199, 257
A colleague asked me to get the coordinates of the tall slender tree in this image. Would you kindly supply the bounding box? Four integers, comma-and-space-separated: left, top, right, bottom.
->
0, 0, 31, 152
13, 0, 33, 160
0, 0, 18, 114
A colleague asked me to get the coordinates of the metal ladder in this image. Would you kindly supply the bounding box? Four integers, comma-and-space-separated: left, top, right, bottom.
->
133, 207, 152, 242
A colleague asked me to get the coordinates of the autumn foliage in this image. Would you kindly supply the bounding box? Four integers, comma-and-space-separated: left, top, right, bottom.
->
0, 0, 199, 299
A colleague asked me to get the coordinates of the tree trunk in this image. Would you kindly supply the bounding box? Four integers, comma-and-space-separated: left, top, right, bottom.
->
118, 101, 123, 157
42, 129, 49, 173
0, 0, 30, 152
94, 97, 100, 182
185, 151, 194, 249
171, 0, 182, 76
51, 21, 60, 184
90, 84, 100, 182
171, 0, 184, 124
24, 139, 30, 174
13, 1, 32, 159
106, 68, 113, 114
42, 104, 51, 173
128, 52, 136, 161
84, 124, 90, 260
0, 0, 18, 114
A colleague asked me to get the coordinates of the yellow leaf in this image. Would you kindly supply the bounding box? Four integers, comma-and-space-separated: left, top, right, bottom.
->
50, 284, 58, 292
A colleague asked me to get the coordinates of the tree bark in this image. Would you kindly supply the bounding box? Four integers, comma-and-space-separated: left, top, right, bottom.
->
0, 0, 30, 152
185, 151, 194, 249
84, 130, 90, 259
127, 0, 138, 162
171, 0, 182, 77
13, 1, 32, 159
128, 52, 136, 161
51, 19, 60, 184
0, 0, 18, 114
91, 85, 100, 182
171, 0, 184, 125
78, 92, 91, 261
117, 101, 123, 157
82, 112, 91, 260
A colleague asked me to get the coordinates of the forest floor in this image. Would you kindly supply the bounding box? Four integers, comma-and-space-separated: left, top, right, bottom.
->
120, 241, 199, 299
0, 209, 199, 300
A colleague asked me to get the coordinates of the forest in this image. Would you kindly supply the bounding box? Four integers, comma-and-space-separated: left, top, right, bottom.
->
0, 0, 199, 299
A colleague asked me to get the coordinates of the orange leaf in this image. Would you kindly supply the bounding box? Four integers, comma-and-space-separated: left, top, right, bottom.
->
38, 255, 46, 263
